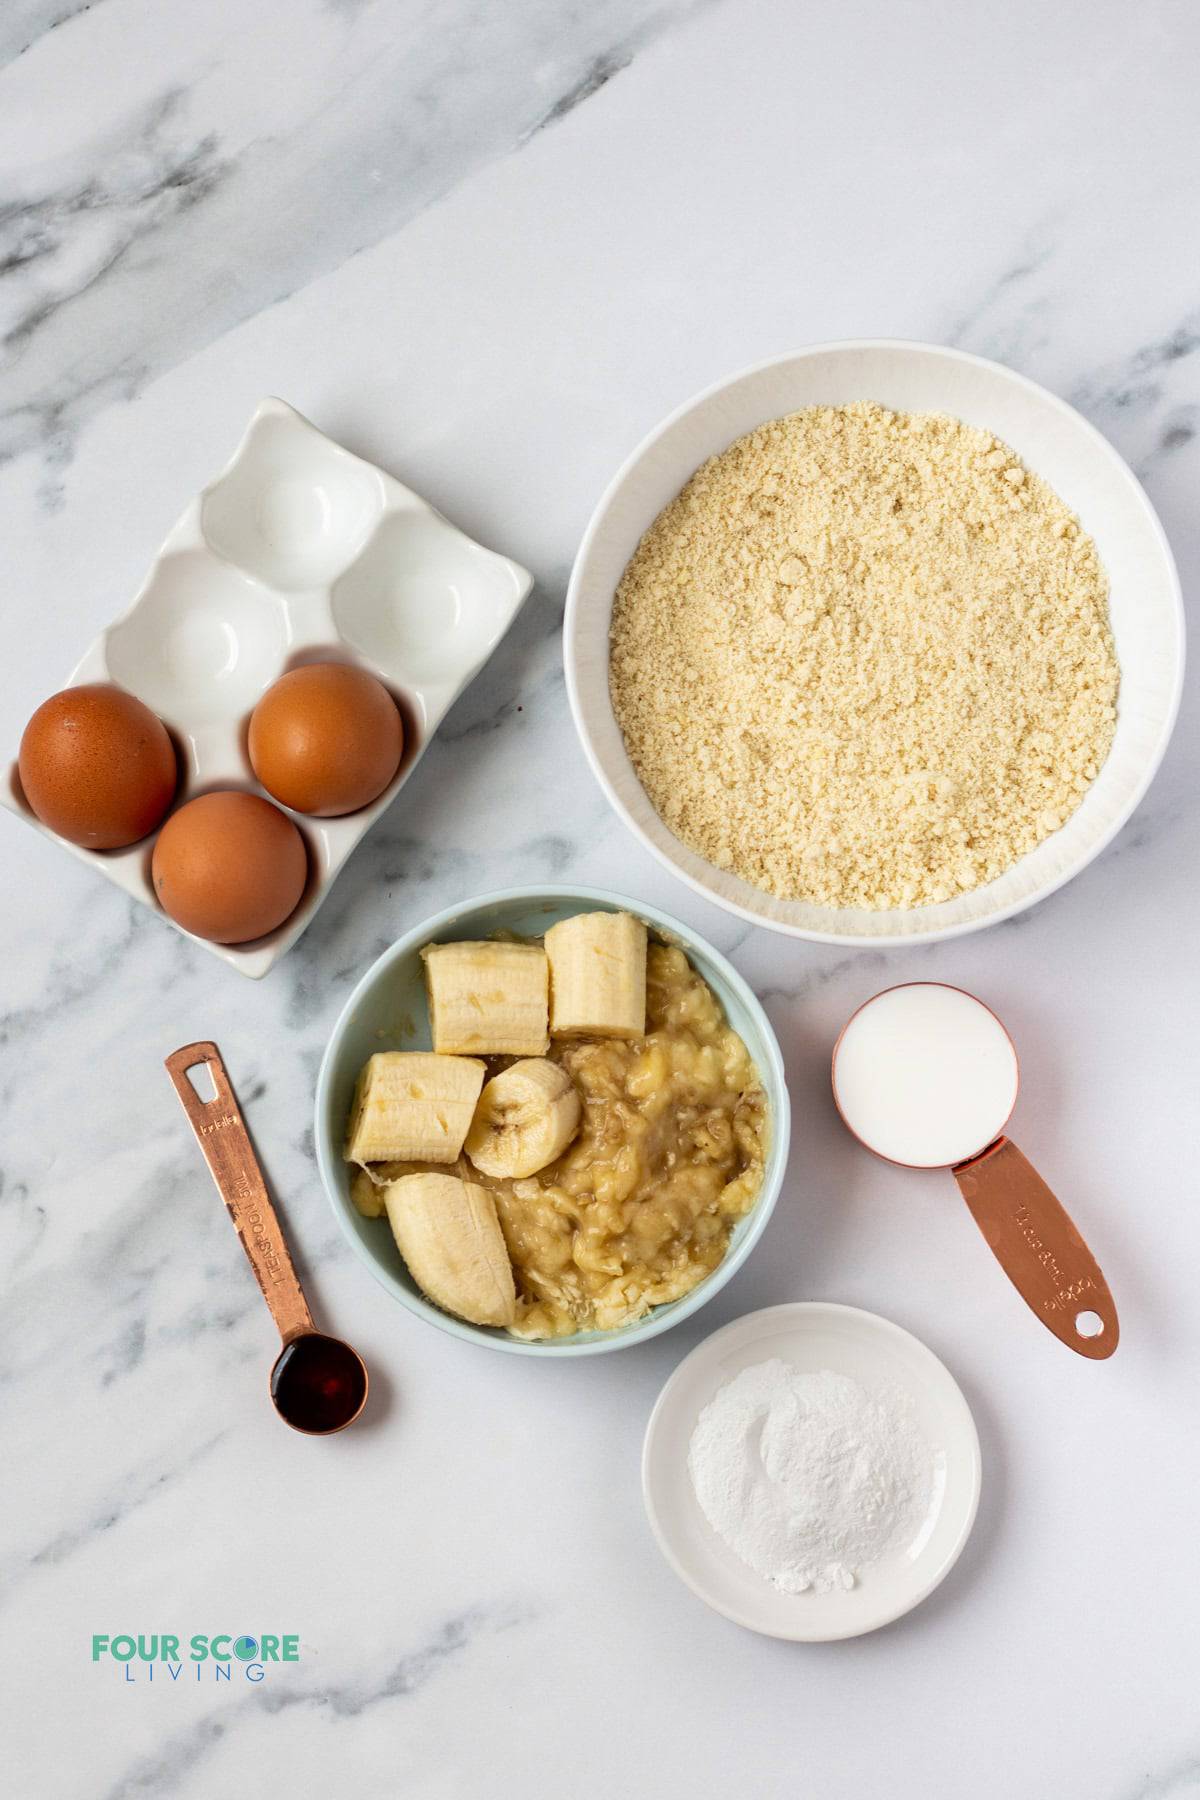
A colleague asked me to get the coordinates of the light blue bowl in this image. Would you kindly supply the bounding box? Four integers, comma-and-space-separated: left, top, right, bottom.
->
315, 885, 791, 1356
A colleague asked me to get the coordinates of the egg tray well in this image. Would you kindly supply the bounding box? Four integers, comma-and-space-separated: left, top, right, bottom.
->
1, 399, 533, 977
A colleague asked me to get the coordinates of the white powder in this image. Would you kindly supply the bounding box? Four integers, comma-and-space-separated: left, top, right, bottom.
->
688, 1360, 934, 1595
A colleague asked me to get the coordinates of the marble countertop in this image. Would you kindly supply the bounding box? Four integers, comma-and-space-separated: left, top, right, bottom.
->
3, 2, 1197, 1795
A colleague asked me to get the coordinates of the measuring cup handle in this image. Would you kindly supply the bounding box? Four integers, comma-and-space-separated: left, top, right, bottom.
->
165, 1041, 315, 1346
952, 1137, 1118, 1358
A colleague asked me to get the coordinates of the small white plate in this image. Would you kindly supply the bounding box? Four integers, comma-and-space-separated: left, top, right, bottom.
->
642, 1303, 981, 1640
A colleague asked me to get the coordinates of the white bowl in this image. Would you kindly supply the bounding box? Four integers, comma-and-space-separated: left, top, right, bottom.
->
642, 1303, 981, 1639
565, 342, 1184, 945
2, 399, 532, 976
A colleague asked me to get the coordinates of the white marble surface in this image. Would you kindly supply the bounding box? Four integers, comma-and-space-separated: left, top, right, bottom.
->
2, 2, 1198, 1795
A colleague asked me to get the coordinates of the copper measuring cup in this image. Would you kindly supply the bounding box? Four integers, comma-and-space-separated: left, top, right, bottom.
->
832, 983, 1118, 1360
165, 1041, 369, 1432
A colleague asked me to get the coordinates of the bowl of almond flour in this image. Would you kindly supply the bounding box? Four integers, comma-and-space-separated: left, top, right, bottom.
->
565, 342, 1184, 943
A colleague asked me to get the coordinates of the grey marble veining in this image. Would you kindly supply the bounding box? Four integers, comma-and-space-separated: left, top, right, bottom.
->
0, 2, 92, 68
2, 0, 1198, 1796
0, 0, 709, 486
98, 1598, 539, 1800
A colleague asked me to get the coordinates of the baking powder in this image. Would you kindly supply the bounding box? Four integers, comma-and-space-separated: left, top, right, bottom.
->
688, 1360, 933, 1594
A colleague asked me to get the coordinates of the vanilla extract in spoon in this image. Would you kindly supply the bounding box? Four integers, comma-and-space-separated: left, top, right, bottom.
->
165, 1041, 369, 1433
270, 1333, 367, 1434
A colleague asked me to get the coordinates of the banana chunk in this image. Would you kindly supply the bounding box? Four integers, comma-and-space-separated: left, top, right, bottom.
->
344, 1053, 485, 1165
465, 1058, 582, 1179
422, 940, 549, 1056
384, 1172, 517, 1327
545, 911, 647, 1039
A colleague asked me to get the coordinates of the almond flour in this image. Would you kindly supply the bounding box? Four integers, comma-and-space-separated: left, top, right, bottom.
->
609, 403, 1118, 908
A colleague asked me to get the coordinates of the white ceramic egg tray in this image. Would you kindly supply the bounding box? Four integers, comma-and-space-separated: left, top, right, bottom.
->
1, 399, 533, 976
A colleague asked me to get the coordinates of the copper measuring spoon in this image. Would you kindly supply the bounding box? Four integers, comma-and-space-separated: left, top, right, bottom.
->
165, 1041, 368, 1433
832, 983, 1118, 1360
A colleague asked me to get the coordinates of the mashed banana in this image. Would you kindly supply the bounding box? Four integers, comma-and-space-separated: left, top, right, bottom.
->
482, 943, 766, 1336
351, 942, 768, 1337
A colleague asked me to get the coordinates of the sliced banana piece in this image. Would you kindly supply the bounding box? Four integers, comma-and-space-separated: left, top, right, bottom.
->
384, 1171, 517, 1327
545, 911, 647, 1039
422, 940, 549, 1055
344, 1052, 485, 1164
464, 1058, 582, 1179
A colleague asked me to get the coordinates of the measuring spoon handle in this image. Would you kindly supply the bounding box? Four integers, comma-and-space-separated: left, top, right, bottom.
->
953, 1137, 1118, 1358
165, 1041, 315, 1346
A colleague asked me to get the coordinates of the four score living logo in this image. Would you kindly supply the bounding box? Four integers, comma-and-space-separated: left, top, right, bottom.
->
92, 1633, 300, 1684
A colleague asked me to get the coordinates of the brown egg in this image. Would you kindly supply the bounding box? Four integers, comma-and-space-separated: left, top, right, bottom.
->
248, 662, 403, 817
151, 792, 307, 944
18, 684, 177, 849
